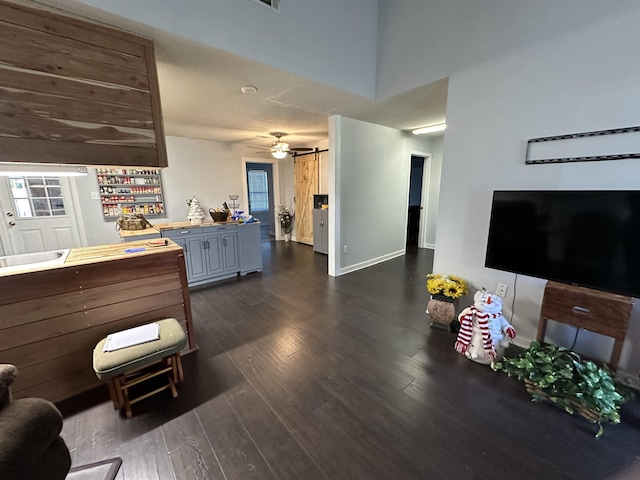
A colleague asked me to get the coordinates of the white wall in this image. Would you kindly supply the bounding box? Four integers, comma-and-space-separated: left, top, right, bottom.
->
329, 115, 433, 276
376, 3, 640, 378
66, 0, 378, 98
424, 135, 442, 248
74, 170, 120, 245
74, 135, 249, 245
376, 1, 640, 98
163, 136, 248, 220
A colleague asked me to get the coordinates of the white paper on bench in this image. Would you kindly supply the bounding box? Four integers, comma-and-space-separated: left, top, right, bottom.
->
103, 323, 160, 352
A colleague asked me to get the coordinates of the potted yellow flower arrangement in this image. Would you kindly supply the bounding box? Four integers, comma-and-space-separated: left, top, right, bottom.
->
426, 274, 468, 327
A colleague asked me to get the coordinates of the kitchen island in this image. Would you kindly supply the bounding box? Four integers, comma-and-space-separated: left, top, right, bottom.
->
0, 239, 195, 402
120, 220, 263, 287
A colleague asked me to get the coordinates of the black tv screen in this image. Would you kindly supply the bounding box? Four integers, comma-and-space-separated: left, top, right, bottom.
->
485, 190, 640, 298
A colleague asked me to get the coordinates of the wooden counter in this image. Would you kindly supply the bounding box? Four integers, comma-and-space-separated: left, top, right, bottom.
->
117, 227, 161, 240
154, 220, 239, 230
117, 221, 239, 240
0, 240, 196, 402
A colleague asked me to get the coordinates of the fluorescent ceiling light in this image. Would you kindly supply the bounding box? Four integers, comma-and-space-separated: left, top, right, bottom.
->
0, 163, 89, 177
412, 123, 447, 135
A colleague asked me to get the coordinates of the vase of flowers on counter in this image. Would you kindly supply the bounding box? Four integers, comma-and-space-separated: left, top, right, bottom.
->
426, 273, 467, 327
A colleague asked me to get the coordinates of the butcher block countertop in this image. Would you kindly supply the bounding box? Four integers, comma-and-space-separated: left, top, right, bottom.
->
154, 220, 239, 230
0, 239, 181, 277
117, 227, 161, 239
65, 239, 181, 264
117, 220, 242, 239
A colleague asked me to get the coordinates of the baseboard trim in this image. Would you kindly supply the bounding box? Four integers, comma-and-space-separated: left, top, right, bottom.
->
337, 249, 405, 276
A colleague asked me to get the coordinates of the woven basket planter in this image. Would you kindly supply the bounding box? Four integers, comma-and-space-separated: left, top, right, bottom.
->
523, 379, 602, 423
426, 295, 456, 325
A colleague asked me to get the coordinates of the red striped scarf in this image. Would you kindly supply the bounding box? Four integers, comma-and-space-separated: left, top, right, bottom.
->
455, 306, 501, 356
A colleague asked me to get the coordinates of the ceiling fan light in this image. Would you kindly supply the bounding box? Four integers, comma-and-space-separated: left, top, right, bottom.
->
271, 150, 288, 159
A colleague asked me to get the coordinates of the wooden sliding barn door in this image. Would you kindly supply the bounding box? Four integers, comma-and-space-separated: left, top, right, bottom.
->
293, 154, 318, 245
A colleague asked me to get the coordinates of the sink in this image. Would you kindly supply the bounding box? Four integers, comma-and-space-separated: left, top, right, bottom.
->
0, 248, 70, 272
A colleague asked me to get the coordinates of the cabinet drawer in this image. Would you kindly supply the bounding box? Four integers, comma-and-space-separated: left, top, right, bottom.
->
162, 229, 199, 239
540, 281, 633, 339
202, 224, 237, 234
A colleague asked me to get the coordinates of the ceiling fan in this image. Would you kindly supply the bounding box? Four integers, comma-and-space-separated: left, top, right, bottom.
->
250, 132, 314, 159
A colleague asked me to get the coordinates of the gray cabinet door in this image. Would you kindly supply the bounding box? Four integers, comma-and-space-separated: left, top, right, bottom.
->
313, 209, 328, 254
238, 222, 263, 274
162, 229, 205, 280
162, 223, 252, 286
185, 235, 208, 281
203, 234, 223, 276
221, 232, 239, 273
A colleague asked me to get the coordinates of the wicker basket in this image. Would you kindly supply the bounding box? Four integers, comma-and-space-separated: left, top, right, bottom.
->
523, 379, 601, 423
210, 210, 229, 222
116, 214, 152, 231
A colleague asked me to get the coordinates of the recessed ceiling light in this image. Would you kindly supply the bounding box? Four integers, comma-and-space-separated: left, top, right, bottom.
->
240, 85, 258, 94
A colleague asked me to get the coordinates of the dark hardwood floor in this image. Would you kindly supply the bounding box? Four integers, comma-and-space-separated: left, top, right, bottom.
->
59, 240, 640, 479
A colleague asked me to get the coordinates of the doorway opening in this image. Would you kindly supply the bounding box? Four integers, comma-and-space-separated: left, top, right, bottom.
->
246, 162, 275, 239
407, 155, 425, 246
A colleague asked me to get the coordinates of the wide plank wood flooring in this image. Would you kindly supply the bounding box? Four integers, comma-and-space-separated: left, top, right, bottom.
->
59, 240, 640, 479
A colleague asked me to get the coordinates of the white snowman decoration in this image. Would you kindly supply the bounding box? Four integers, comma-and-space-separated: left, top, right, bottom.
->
454, 290, 516, 364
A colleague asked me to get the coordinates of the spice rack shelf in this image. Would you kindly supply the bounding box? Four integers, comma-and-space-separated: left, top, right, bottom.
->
97, 168, 165, 218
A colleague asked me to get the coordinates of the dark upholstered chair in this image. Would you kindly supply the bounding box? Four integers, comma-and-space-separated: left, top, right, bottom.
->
0, 364, 71, 480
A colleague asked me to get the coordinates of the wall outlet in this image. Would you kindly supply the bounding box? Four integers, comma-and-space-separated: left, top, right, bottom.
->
496, 283, 508, 297
90, 191, 100, 200
343, 245, 348, 254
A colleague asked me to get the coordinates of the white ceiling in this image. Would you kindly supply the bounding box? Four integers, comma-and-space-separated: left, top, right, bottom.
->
29, 0, 449, 153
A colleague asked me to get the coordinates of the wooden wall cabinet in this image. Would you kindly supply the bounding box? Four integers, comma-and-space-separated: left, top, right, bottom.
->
536, 281, 634, 371
0, 0, 168, 168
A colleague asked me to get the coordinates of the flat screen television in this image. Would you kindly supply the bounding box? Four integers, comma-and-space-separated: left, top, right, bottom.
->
485, 190, 640, 298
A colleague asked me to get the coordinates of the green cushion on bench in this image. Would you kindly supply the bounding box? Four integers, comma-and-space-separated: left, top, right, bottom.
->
93, 318, 187, 380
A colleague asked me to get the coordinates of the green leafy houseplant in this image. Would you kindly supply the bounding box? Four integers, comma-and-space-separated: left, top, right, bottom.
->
492, 341, 634, 437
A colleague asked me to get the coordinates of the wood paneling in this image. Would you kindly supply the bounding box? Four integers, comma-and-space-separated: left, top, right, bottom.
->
0, 22, 149, 89
0, 0, 167, 168
0, 89, 154, 129
0, 1, 149, 55
0, 273, 181, 329
0, 246, 195, 402
0, 66, 152, 110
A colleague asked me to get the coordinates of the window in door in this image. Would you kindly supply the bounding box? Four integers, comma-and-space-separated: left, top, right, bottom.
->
10, 176, 66, 218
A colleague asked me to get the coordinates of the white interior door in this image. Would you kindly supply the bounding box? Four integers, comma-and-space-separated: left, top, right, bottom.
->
0, 175, 83, 255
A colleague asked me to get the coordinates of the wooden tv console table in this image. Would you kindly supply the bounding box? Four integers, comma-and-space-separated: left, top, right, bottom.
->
536, 281, 634, 371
